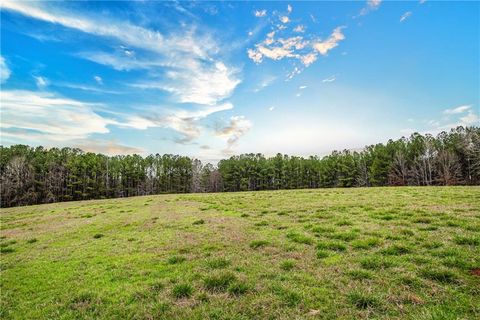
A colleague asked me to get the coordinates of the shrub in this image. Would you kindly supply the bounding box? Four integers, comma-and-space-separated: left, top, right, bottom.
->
93, 233, 104, 239
193, 219, 205, 225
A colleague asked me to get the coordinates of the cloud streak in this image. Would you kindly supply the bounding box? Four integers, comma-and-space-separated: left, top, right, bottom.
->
400, 11, 412, 22
359, 0, 382, 16
0, 56, 11, 83
443, 105, 471, 115
215, 116, 253, 155
0, 90, 113, 141
2, 1, 241, 107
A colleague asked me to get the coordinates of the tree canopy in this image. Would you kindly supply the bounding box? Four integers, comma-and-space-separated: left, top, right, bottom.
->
1, 126, 479, 208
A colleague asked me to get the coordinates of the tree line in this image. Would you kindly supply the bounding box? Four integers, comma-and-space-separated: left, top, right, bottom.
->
1, 126, 479, 207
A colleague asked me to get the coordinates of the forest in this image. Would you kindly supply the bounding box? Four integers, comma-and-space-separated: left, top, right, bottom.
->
1, 126, 479, 208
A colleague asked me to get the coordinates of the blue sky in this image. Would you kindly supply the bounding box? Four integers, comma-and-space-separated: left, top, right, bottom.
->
1, 1, 479, 161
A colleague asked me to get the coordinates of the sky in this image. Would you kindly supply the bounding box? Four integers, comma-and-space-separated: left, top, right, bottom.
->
0, 0, 479, 161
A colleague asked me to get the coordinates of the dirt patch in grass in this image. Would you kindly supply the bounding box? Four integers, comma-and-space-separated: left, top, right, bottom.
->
470, 268, 480, 276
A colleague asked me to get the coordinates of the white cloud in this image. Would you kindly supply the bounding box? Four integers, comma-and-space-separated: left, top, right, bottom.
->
248, 22, 345, 77
293, 25, 305, 33
269, 106, 275, 111
77, 51, 166, 71
254, 75, 276, 92
254, 10, 267, 17
359, 0, 382, 16
400, 11, 412, 22
247, 48, 263, 64
131, 61, 240, 105
280, 16, 290, 24
403, 104, 479, 136
0, 56, 11, 83
300, 53, 317, 66
458, 111, 479, 126
121, 103, 234, 144
287, 4, 292, 14
0, 90, 113, 141
322, 75, 336, 83
312, 27, 346, 55
299, 85, 307, 89
2, 1, 241, 107
420, 0, 427, 4
57, 82, 122, 94
94, 75, 103, 84
215, 115, 252, 154
443, 105, 471, 114
73, 139, 144, 155
33, 76, 48, 88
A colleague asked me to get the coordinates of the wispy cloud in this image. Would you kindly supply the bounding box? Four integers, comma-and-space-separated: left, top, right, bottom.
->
0, 56, 11, 83
248, 26, 345, 73
400, 11, 412, 22
254, 75, 277, 92
359, 0, 382, 16
322, 75, 336, 83
269, 106, 275, 111
254, 9, 267, 17
33, 76, 48, 88
0, 90, 113, 141
94, 75, 103, 84
402, 104, 479, 136
215, 116, 252, 155
121, 103, 234, 144
129, 61, 240, 105
443, 105, 471, 115
2, 1, 241, 108
312, 27, 346, 56
56, 82, 123, 94
74, 139, 144, 155
293, 25, 305, 33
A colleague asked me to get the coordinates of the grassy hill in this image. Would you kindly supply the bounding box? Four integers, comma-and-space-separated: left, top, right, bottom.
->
1, 187, 479, 319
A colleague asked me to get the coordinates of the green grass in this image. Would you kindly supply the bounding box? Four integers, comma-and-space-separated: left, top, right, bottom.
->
1, 186, 479, 319
172, 283, 193, 299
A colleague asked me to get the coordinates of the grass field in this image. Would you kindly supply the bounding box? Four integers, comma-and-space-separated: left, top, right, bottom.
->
1, 187, 479, 319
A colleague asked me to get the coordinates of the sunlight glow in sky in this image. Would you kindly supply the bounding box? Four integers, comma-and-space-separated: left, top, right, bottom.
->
1, 1, 479, 161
